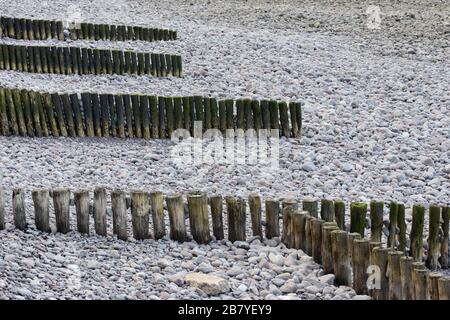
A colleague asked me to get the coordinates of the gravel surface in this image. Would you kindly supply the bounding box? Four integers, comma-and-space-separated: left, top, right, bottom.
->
0, 0, 449, 299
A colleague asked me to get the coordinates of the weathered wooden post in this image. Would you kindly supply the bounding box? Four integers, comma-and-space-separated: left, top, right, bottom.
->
188, 192, 211, 244
438, 276, 450, 300
347, 232, 361, 263
442, 206, 450, 269
248, 194, 262, 238
331, 230, 351, 286
111, 190, 128, 241
302, 198, 318, 218
150, 191, 165, 240
265, 198, 280, 239
372, 247, 390, 300
397, 203, 407, 252
311, 218, 324, 263
93, 187, 107, 236
210, 195, 224, 240
74, 190, 89, 235
282, 205, 295, 248
387, 201, 398, 249
370, 200, 384, 242
166, 194, 187, 242
353, 239, 370, 295
400, 256, 414, 300
32, 189, 50, 232
387, 251, 403, 300
428, 272, 442, 300
226, 196, 246, 242
52, 188, 71, 234
13, 188, 27, 230
412, 262, 429, 300
0, 187, 5, 230
350, 202, 367, 237
131, 191, 150, 240
320, 199, 334, 222
410, 204, 425, 261
321, 224, 339, 274
334, 200, 345, 230
427, 205, 441, 270
304, 215, 313, 255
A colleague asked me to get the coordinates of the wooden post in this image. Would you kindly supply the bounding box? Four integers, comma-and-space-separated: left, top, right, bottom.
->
150, 191, 165, 240
334, 200, 345, 230
369, 241, 383, 264
74, 190, 89, 235
397, 203, 407, 252
427, 205, 441, 270
81, 93, 94, 137
410, 204, 425, 261
248, 194, 262, 238
441, 207, 449, 269
149, 95, 159, 138
413, 263, 429, 300
51, 93, 67, 137
387, 251, 403, 300
93, 187, 107, 236
21, 90, 34, 137
166, 194, 187, 242
331, 230, 351, 286
13, 188, 27, 230
321, 224, 339, 274
387, 201, 398, 249
302, 198, 318, 218
188, 192, 211, 244
173, 96, 183, 131
218, 100, 226, 133
140, 95, 151, 139
158, 96, 166, 138
182, 96, 191, 133
428, 272, 442, 300
400, 256, 414, 300
0, 88, 10, 136
111, 190, 127, 241
347, 232, 361, 263
52, 188, 71, 234
281, 199, 296, 244
203, 97, 211, 130
122, 95, 133, 138
282, 205, 295, 248
91, 93, 102, 137
279, 101, 289, 137
5, 89, 19, 135
210, 195, 224, 240
165, 97, 174, 138
353, 239, 370, 295
61, 94, 75, 137
226, 196, 246, 242
0, 187, 4, 230
265, 198, 280, 239
225, 100, 234, 130
372, 247, 390, 300
311, 218, 324, 263
304, 215, 313, 255
131, 191, 150, 240
350, 202, 367, 237
438, 276, 450, 300
370, 200, 384, 242
289, 101, 298, 137
320, 199, 334, 222
70, 93, 85, 137
210, 98, 219, 129
32, 189, 50, 232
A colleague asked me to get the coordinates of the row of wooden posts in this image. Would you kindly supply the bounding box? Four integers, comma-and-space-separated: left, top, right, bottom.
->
0, 44, 182, 77
0, 187, 448, 300
0, 16, 177, 42
0, 87, 302, 139
282, 200, 450, 300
